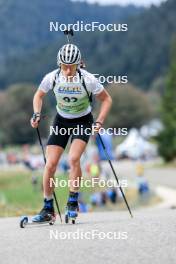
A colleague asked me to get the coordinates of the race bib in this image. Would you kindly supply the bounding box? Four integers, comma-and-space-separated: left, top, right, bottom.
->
53, 81, 90, 115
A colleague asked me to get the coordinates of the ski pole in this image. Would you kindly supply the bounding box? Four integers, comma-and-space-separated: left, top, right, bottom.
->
36, 127, 62, 223
97, 133, 133, 218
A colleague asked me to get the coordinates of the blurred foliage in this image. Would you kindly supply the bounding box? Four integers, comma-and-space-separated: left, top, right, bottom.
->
0, 82, 158, 145
150, 76, 166, 96
0, 0, 142, 88
0, 84, 50, 145
0, 0, 175, 145
147, 91, 161, 118
4, 0, 176, 90
0, 0, 175, 89
157, 40, 176, 162
97, 84, 154, 129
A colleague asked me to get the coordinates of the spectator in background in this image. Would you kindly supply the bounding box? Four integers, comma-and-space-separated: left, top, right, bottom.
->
136, 161, 149, 195
107, 188, 117, 204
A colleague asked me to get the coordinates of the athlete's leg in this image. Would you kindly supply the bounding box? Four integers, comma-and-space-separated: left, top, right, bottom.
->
65, 139, 87, 219
68, 139, 87, 192
43, 145, 64, 197
32, 145, 64, 222
44, 113, 70, 197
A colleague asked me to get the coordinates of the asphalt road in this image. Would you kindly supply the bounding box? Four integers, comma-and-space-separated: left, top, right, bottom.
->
1, 161, 176, 264
0, 209, 176, 264
105, 160, 176, 188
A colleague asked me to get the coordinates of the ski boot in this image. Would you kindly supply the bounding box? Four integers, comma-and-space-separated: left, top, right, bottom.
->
31, 198, 56, 225
65, 192, 79, 224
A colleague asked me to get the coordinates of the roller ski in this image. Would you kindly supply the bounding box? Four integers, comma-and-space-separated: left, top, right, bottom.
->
20, 198, 56, 228
65, 192, 79, 224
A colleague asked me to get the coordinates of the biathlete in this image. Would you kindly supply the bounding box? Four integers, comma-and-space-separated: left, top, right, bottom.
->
30, 43, 112, 222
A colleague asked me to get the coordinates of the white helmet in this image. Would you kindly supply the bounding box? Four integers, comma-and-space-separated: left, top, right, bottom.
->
57, 44, 81, 65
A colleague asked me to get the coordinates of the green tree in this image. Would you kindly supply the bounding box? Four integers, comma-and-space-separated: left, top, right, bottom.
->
158, 41, 176, 162
99, 83, 153, 129
0, 84, 50, 145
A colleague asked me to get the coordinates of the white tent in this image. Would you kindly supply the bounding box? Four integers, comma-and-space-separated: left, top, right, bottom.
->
115, 128, 157, 160
140, 119, 163, 139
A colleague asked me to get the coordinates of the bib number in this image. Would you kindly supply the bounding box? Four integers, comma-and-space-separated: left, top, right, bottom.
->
63, 97, 78, 103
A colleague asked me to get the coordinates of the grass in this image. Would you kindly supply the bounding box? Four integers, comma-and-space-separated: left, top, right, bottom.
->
0, 169, 96, 217
0, 169, 161, 217
0, 170, 43, 216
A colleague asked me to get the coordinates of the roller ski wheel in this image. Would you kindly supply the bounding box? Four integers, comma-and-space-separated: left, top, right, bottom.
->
65, 206, 78, 224
20, 216, 28, 228
65, 192, 79, 224
65, 213, 69, 224
65, 213, 77, 224
49, 214, 56, 225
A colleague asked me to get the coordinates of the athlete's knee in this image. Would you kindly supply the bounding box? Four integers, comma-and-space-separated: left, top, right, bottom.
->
45, 161, 57, 174
69, 155, 80, 168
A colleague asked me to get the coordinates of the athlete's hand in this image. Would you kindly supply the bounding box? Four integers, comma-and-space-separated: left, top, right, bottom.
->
92, 121, 102, 134
30, 113, 41, 128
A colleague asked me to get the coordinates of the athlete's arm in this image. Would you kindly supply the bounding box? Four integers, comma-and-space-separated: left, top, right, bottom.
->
31, 90, 46, 128
95, 89, 112, 125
